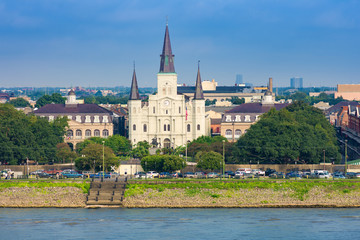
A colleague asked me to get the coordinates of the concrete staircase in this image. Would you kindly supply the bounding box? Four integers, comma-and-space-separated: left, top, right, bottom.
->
86, 180, 126, 206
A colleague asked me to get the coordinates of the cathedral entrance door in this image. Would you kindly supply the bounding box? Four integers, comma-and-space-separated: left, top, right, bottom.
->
164, 138, 171, 148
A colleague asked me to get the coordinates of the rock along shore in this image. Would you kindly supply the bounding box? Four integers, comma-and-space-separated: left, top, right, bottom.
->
122, 183, 360, 208
0, 187, 87, 208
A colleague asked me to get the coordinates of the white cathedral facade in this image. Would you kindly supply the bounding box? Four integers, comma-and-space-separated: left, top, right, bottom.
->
128, 24, 206, 148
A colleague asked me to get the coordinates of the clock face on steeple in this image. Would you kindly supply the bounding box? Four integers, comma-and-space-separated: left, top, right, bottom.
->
163, 100, 170, 106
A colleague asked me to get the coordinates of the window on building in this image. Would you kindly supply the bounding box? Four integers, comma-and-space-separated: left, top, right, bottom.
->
94, 115, 100, 123
143, 124, 147, 132
167, 124, 170, 131
85, 115, 91, 123
235, 129, 242, 139
197, 124, 200, 130
235, 115, 241, 122
153, 107, 155, 114
85, 129, 91, 138
166, 110, 168, 114
225, 129, 232, 139
133, 124, 136, 131
66, 130, 73, 139
94, 129, 100, 137
103, 116, 109, 123
255, 115, 259, 121
179, 107, 181, 113
75, 115, 81, 122
187, 124, 191, 132
76, 130, 82, 138
245, 115, 251, 122
164, 124, 167, 131
49, 115, 54, 121
103, 129, 109, 137
226, 115, 232, 122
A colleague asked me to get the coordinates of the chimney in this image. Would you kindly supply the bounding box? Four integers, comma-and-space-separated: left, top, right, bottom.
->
269, 78, 273, 93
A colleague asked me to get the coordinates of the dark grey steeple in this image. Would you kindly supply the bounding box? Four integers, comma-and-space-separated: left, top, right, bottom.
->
129, 68, 140, 100
194, 62, 204, 100
159, 23, 175, 73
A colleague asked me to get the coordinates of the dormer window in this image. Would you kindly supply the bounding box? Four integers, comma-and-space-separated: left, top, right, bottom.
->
85, 115, 91, 123
103, 116, 109, 123
76, 115, 81, 122
94, 115, 100, 123
255, 115, 259, 121
225, 115, 232, 122
245, 115, 251, 122
235, 115, 241, 122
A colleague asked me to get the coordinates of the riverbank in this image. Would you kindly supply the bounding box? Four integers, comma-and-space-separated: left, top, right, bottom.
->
2, 180, 360, 208
123, 180, 360, 208
0, 181, 89, 208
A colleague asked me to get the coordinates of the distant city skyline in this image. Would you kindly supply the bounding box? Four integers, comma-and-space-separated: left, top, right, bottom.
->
1, 0, 360, 88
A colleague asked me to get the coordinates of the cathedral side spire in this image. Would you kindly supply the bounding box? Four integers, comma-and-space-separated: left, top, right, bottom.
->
129, 67, 140, 100
159, 23, 175, 73
194, 61, 204, 100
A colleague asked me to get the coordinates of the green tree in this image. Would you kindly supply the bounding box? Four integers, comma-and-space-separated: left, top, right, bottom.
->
8, 98, 31, 108
56, 143, 77, 163
141, 155, 185, 172
35, 93, 66, 108
131, 141, 150, 159
0, 104, 67, 164
235, 101, 340, 164
196, 151, 222, 171
75, 143, 118, 171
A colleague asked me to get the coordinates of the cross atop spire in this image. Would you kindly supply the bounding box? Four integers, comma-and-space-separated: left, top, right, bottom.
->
129, 66, 140, 100
194, 61, 204, 100
159, 23, 175, 73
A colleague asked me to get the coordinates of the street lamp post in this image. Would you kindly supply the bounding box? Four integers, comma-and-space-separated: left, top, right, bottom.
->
102, 141, 105, 179
345, 140, 348, 174
222, 140, 225, 176
323, 149, 326, 170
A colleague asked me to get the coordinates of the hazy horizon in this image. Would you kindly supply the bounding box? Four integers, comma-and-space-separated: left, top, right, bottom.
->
1, 0, 359, 88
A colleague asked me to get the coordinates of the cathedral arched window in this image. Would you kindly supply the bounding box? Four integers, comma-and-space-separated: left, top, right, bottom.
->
197, 124, 200, 131
143, 124, 147, 132
187, 124, 191, 132
153, 107, 155, 114
168, 124, 170, 131
164, 124, 167, 131
179, 107, 181, 113
133, 124, 136, 131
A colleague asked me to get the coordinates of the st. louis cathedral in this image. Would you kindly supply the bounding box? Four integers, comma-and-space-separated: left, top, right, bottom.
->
128, 24, 206, 148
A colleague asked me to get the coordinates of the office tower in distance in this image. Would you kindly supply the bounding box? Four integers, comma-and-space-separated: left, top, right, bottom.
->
236, 74, 243, 85
290, 77, 303, 89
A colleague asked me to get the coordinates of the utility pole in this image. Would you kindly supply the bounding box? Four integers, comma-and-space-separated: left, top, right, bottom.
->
345, 140, 348, 174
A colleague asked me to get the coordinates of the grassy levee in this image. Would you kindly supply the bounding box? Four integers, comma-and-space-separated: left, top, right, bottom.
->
0, 180, 91, 194
124, 179, 360, 208
0, 180, 91, 207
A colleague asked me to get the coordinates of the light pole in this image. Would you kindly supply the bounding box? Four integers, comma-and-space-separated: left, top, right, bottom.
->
323, 149, 326, 170
102, 141, 105, 179
222, 140, 225, 176
345, 140, 348, 174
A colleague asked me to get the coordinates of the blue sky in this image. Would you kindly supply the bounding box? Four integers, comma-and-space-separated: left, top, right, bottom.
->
0, 0, 360, 88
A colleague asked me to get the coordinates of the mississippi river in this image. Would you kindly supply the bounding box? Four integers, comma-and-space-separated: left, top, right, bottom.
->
1, 208, 359, 239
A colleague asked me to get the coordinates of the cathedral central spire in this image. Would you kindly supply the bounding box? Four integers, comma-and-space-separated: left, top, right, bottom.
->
159, 23, 175, 73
